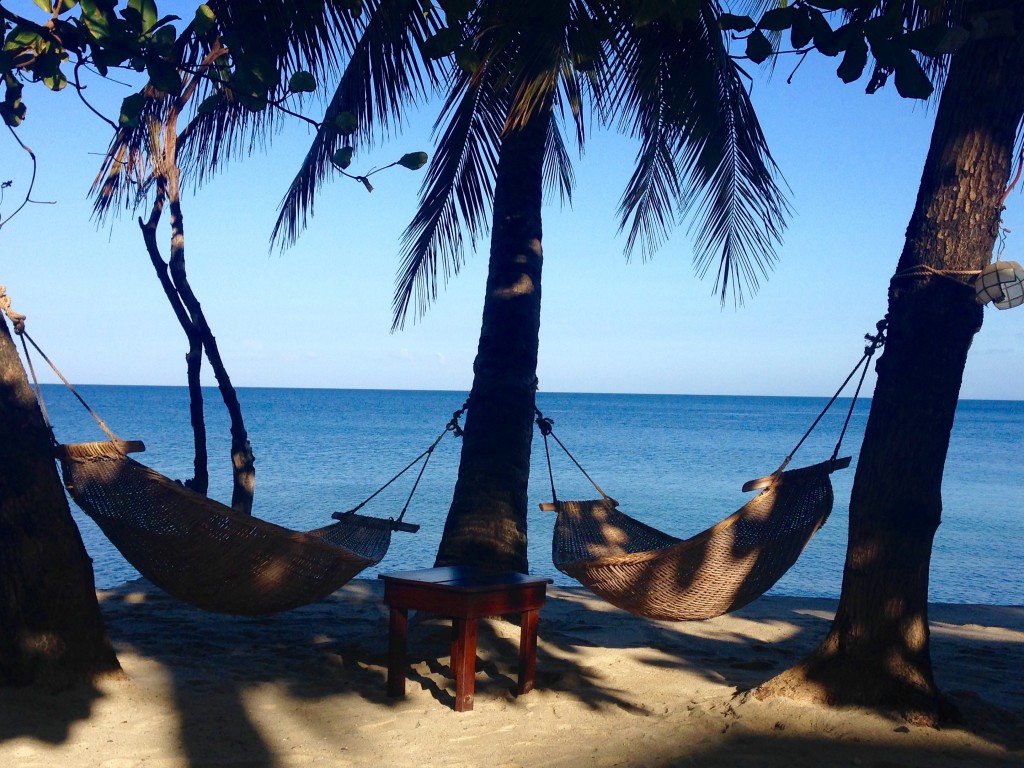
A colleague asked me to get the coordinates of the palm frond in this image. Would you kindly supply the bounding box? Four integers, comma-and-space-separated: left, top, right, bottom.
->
604, 1, 789, 305
392, 56, 507, 330
270, 0, 444, 249
544, 115, 576, 207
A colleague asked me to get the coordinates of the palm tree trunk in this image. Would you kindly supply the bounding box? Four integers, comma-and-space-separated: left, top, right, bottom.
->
0, 314, 121, 688
756, 8, 1024, 724
434, 108, 549, 573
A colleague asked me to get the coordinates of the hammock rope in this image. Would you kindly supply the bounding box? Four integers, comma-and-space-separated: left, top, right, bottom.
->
333, 400, 467, 531
536, 322, 886, 621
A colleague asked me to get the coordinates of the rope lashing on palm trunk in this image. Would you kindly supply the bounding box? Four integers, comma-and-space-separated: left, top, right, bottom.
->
533, 322, 885, 621
890, 264, 981, 288
2, 289, 461, 615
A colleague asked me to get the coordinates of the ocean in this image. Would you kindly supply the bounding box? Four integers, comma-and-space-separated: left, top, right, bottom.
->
39, 385, 1023, 605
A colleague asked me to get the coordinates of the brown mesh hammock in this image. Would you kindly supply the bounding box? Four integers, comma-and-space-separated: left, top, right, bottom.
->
51, 412, 464, 616
56, 438, 424, 616
536, 321, 886, 622
12, 314, 458, 616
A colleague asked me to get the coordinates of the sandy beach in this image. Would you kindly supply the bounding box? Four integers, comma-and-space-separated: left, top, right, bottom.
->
1, 578, 1021, 767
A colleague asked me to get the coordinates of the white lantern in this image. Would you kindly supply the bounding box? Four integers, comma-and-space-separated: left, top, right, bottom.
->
975, 260, 1024, 309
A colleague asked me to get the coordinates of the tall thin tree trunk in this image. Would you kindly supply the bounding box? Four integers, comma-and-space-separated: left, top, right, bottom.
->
0, 312, 121, 688
756, 7, 1024, 723
140, 193, 210, 495
166, 191, 256, 514
434, 108, 549, 573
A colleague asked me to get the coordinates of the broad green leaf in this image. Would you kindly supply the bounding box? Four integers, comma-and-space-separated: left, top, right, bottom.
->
1, 73, 25, 127
119, 92, 146, 127
128, 0, 158, 32
811, 11, 840, 56
894, 50, 934, 99
120, 7, 144, 35
718, 13, 755, 32
146, 56, 181, 93
0, 99, 27, 127
332, 146, 354, 169
790, 7, 814, 49
79, 0, 113, 45
236, 52, 280, 89
30, 0, 52, 12
288, 71, 316, 93
151, 25, 176, 53
903, 24, 970, 56
196, 92, 223, 114
4, 27, 47, 53
421, 26, 460, 58
745, 30, 773, 64
454, 46, 480, 74
398, 151, 428, 171
758, 7, 795, 32
332, 111, 358, 135
42, 70, 67, 91
837, 34, 867, 83
193, 4, 216, 35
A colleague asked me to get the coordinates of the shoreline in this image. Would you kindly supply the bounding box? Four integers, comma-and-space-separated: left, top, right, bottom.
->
2, 578, 1021, 767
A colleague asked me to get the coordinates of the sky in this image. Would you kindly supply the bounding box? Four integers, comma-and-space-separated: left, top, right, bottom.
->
2, 18, 1022, 401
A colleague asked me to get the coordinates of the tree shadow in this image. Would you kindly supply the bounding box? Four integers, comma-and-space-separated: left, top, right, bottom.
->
1, 579, 1019, 766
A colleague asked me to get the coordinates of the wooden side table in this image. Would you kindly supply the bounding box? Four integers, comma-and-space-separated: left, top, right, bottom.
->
378, 566, 553, 712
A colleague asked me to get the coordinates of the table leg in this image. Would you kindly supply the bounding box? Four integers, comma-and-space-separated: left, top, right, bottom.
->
517, 608, 540, 695
451, 618, 478, 712
387, 607, 408, 699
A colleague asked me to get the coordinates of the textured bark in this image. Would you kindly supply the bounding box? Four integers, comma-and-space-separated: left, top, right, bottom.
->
434, 109, 549, 573
142, 126, 256, 512
0, 314, 121, 688
140, 193, 210, 495
756, 4, 1024, 724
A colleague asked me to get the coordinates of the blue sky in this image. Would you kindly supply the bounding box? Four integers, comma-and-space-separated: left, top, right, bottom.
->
3, 27, 1022, 400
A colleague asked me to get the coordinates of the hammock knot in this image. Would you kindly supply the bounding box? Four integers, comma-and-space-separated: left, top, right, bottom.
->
447, 403, 467, 437
535, 410, 554, 436
863, 317, 887, 357
0, 286, 26, 334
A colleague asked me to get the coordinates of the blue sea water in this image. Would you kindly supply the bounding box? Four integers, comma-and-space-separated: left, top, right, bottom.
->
39, 385, 1023, 605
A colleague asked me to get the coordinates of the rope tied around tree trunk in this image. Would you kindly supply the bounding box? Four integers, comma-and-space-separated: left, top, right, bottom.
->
890, 264, 980, 288
0, 285, 27, 334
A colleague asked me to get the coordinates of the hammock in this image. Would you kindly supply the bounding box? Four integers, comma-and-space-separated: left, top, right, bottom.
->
52, 411, 462, 616
7, 301, 459, 616
58, 439, 403, 616
537, 321, 886, 621
544, 458, 848, 621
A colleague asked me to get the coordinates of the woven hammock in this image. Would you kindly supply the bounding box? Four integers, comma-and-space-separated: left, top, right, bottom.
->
546, 458, 847, 621
58, 440, 397, 616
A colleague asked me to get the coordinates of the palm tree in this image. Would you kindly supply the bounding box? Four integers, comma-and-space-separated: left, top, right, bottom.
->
269, 0, 789, 572
752, 0, 1024, 723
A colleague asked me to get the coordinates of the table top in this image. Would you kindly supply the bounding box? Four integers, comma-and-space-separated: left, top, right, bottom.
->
378, 565, 553, 591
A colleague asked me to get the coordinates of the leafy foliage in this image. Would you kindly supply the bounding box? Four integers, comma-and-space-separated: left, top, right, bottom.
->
722, 0, 1001, 100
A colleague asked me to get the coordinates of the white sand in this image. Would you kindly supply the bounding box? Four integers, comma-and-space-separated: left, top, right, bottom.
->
1, 578, 1021, 767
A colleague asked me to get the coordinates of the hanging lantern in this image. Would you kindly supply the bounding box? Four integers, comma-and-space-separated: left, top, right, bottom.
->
975, 260, 1024, 309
